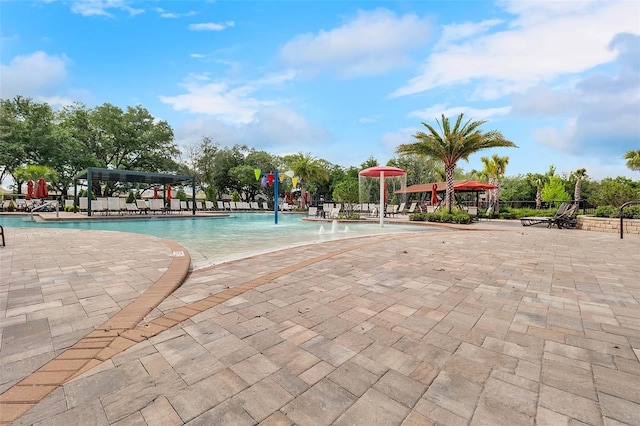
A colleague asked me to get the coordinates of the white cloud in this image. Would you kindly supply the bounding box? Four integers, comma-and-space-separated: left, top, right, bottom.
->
532, 118, 578, 153
0, 51, 68, 99
436, 19, 503, 47
392, 0, 639, 98
190, 53, 205, 59
70, 0, 143, 17
188, 22, 235, 32
382, 127, 416, 152
154, 8, 196, 19
159, 71, 298, 124
520, 33, 640, 158
174, 105, 332, 157
279, 8, 433, 77
159, 80, 261, 124
409, 104, 512, 121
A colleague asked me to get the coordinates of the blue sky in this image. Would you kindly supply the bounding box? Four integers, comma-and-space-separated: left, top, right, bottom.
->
2, 0, 639, 180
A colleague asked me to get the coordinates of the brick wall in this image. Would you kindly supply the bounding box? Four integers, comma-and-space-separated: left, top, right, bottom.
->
576, 216, 640, 235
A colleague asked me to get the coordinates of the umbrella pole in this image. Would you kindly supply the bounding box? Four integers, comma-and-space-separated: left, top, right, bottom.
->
379, 171, 384, 227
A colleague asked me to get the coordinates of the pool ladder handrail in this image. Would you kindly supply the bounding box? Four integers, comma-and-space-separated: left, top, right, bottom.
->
619, 200, 640, 239
30, 200, 60, 221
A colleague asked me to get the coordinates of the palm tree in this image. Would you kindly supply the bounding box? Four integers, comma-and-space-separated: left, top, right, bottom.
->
284, 152, 329, 210
526, 173, 546, 209
481, 154, 509, 213
572, 168, 587, 203
624, 149, 640, 171
396, 113, 517, 212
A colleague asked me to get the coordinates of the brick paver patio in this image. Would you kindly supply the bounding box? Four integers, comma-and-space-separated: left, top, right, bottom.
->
1, 219, 638, 425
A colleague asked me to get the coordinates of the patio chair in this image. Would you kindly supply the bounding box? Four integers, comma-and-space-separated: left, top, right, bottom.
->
126, 202, 140, 214
136, 199, 150, 214
407, 202, 418, 214
107, 197, 122, 215
217, 201, 225, 210
520, 203, 570, 227
397, 202, 406, 214
169, 199, 181, 214
262, 202, 269, 211
385, 204, 397, 217
91, 199, 106, 215
307, 206, 318, 217
550, 203, 579, 229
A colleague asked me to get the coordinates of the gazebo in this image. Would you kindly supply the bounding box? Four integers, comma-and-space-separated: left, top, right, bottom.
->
395, 180, 497, 213
73, 168, 196, 216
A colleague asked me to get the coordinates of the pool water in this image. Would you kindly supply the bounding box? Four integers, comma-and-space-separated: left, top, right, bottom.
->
1, 213, 440, 267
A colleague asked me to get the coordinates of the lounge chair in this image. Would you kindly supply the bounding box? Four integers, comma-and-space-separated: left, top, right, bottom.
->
385, 204, 396, 217
307, 206, 318, 217
398, 202, 406, 214
369, 207, 379, 218
107, 197, 122, 215
217, 201, 225, 210
126, 202, 140, 214
205, 201, 214, 210
91, 199, 106, 215
550, 203, 579, 229
169, 199, 181, 214
520, 203, 570, 228
262, 202, 269, 210
149, 199, 165, 214
136, 199, 150, 214
79, 197, 89, 213
407, 202, 418, 214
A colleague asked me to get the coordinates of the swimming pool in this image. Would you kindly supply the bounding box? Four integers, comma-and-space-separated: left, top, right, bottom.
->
1, 213, 441, 267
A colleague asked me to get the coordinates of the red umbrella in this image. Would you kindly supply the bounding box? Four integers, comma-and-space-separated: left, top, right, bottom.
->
431, 183, 439, 205
26, 180, 34, 199
153, 186, 158, 199
35, 178, 48, 199
166, 185, 172, 201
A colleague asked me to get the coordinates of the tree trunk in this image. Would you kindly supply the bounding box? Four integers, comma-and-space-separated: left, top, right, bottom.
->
300, 180, 307, 210
536, 187, 542, 209
574, 178, 581, 202
445, 164, 455, 212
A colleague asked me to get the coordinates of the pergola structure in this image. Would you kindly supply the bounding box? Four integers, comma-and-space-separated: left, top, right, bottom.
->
73, 167, 196, 216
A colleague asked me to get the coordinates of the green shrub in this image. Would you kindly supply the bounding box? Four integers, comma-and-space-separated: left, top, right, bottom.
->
452, 211, 471, 224
126, 191, 136, 203
595, 205, 640, 219
499, 212, 516, 219
409, 212, 427, 221
594, 205, 618, 218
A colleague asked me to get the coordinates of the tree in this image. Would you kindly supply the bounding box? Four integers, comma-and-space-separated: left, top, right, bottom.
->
13, 165, 59, 196
284, 152, 329, 209
396, 113, 517, 212
541, 176, 571, 206
387, 154, 440, 187
624, 149, 640, 171
589, 177, 639, 207
332, 178, 359, 215
499, 175, 536, 203
480, 154, 509, 213
61, 103, 181, 196
572, 168, 588, 202
0, 96, 58, 192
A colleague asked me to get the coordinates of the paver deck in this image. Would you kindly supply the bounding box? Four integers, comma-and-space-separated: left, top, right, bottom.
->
1, 219, 639, 425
